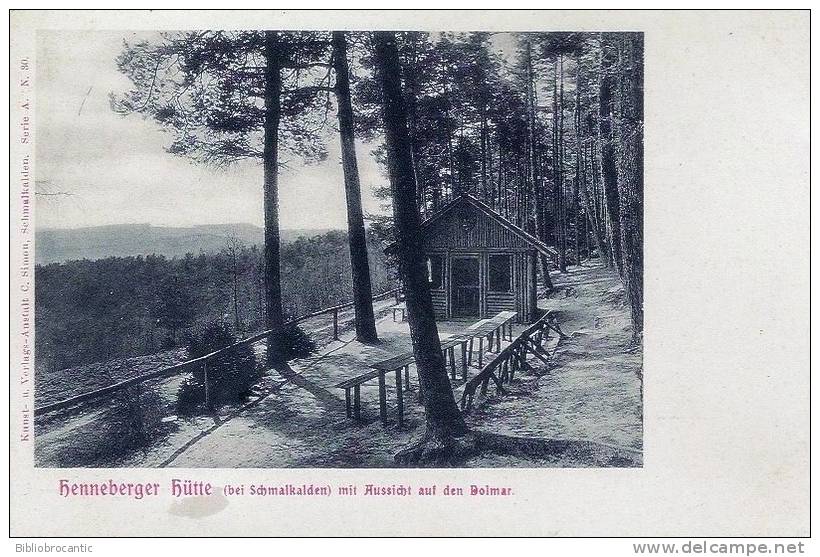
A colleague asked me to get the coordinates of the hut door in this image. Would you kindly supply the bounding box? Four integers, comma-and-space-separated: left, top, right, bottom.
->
451, 256, 480, 317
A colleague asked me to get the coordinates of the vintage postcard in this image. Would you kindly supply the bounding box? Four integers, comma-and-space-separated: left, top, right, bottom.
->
9, 9, 809, 539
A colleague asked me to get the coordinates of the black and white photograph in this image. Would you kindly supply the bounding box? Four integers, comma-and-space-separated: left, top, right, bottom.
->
9, 9, 809, 540
31, 28, 644, 469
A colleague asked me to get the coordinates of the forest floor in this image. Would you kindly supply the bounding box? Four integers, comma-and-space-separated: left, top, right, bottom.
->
35, 260, 642, 468
465, 263, 643, 466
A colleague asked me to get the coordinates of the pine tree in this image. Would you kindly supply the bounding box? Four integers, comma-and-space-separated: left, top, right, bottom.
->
614, 33, 644, 340
372, 31, 469, 462
331, 31, 379, 343
113, 31, 330, 364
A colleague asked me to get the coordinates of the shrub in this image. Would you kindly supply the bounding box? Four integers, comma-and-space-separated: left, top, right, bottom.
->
176, 321, 261, 415
109, 385, 167, 452
281, 322, 317, 360
159, 334, 178, 349
47, 383, 169, 467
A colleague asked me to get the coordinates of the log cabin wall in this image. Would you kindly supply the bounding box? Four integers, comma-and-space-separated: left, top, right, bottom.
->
420, 198, 541, 323
428, 251, 448, 319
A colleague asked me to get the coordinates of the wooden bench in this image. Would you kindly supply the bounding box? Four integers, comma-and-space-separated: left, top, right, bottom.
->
460, 310, 561, 413
390, 302, 407, 322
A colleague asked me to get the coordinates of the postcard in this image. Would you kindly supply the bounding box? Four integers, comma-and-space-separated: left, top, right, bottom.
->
9, 9, 809, 538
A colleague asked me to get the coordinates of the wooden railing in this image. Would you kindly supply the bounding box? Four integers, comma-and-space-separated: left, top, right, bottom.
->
460, 310, 564, 413
34, 287, 401, 417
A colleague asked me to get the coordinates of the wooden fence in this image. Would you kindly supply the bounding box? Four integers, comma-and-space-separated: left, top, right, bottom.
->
34, 287, 401, 417
460, 310, 564, 413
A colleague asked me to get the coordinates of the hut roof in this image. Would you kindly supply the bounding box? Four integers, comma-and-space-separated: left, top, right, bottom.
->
385, 194, 558, 258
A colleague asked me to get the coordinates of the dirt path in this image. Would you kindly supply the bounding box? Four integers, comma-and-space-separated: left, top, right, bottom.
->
465, 261, 643, 466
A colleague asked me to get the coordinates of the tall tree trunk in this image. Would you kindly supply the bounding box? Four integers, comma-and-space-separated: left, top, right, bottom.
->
586, 141, 611, 266
574, 49, 610, 267
615, 33, 644, 340
263, 30, 285, 365
486, 123, 494, 204
580, 142, 609, 265
257, 256, 265, 324
599, 34, 624, 277
480, 110, 488, 199
558, 54, 568, 273
373, 31, 469, 448
552, 57, 567, 273
525, 39, 554, 291
583, 202, 590, 261
442, 77, 457, 199
231, 243, 240, 330
332, 31, 379, 344
402, 34, 424, 211
573, 72, 583, 267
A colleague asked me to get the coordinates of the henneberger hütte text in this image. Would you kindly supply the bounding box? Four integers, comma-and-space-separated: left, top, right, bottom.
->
59, 479, 211, 499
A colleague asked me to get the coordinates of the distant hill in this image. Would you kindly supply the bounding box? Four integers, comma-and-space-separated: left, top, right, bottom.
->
35, 223, 337, 264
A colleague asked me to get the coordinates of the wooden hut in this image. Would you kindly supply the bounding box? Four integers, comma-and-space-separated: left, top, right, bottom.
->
389, 194, 557, 323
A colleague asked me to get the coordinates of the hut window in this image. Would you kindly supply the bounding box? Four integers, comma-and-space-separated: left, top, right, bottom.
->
489, 255, 512, 292
428, 255, 444, 290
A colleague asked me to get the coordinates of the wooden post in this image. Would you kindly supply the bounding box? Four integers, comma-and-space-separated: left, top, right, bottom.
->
460, 341, 467, 381
345, 388, 352, 418
378, 372, 387, 424
519, 349, 531, 371
333, 308, 339, 340
404, 364, 410, 391
525, 339, 551, 365
353, 385, 361, 420
395, 368, 404, 428
448, 347, 456, 379
203, 360, 210, 410
478, 337, 484, 368
496, 327, 501, 351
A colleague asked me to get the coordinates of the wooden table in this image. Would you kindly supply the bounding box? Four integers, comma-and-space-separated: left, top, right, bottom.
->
465, 311, 518, 368
390, 302, 407, 322
335, 314, 514, 427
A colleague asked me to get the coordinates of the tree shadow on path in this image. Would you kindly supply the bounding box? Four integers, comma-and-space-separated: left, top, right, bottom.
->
270, 362, 346, 413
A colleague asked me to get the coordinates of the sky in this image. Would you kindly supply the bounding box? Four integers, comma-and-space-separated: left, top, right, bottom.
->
34, 31, 390, 230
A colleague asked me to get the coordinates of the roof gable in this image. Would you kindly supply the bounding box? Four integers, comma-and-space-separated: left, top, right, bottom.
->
387, 195, 557, 258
